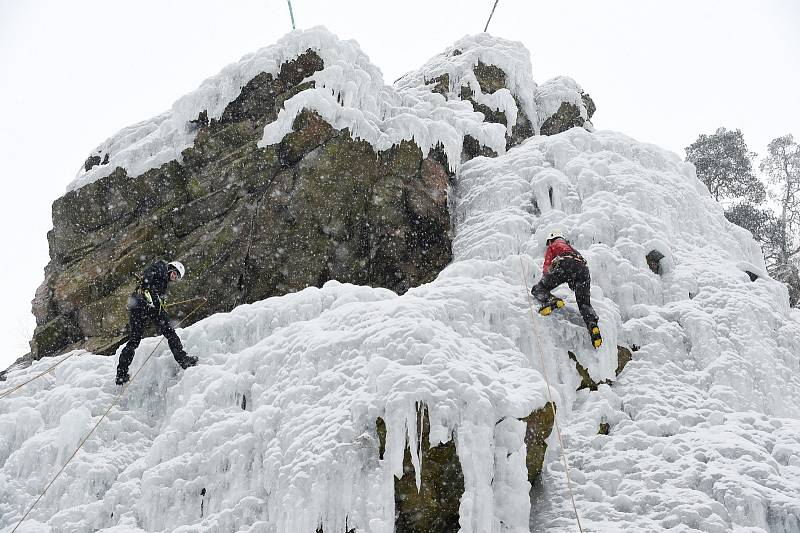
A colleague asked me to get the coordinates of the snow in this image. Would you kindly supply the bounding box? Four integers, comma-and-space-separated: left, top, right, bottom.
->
6, 28, 800, 533
1, 278, 556, 533
70, 28, 531, 191
394, 33, 539, 135
534, 76, 593, 130
69, 29, 592, 191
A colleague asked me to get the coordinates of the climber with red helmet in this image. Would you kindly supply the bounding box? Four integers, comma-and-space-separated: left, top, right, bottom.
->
116, 260, 197, 385
531, 229, 602, 348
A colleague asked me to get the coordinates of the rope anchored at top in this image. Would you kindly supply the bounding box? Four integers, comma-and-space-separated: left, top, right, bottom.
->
287, 0, 296, 30
484, 0, 500, 32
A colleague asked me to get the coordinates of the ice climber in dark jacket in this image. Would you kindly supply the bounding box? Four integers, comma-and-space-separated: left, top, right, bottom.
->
531, 229, 603, 348
116, 260, 197, 385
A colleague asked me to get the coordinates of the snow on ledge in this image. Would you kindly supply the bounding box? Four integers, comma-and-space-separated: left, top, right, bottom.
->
535, 75, 590, 128
395, 33, 540, 135
69, 27, 374, 191
70, 28, 541, 192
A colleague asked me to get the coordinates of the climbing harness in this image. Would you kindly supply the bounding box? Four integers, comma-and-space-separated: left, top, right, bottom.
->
519, 257, 585, 533
553, 252, 586, 267
484, 0, 500, 32
9, 298, 207, 533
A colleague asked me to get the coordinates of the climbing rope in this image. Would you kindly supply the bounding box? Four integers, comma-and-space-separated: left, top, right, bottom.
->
10, 299, 207, 533
519, 257, 585, 533
287, 0, 296, 30
0, 352, 78, 401
164, 296, 209, 309
484, 0, 500, 32
0, 298, 207, 401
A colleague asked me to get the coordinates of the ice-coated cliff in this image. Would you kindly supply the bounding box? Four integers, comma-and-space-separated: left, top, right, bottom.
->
3, 27, 799, 533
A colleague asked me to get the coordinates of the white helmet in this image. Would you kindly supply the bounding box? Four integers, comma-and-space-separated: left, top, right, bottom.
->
168, 261, 186, 280
546, 229, 565, 242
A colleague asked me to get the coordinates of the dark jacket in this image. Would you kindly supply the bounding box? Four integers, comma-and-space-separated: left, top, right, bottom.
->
139, 260, 172, 310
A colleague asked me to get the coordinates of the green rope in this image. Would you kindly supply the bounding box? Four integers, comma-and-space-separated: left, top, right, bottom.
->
484, 0, 500, 32
287, 0, 296, 30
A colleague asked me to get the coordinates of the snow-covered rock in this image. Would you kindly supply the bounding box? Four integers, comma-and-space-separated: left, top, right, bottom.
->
535, 76, 595, 135
4, 28, 800, 533
69, 28, 594, 193
34, 28, 596, 360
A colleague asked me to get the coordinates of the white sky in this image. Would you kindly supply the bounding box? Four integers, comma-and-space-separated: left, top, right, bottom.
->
1, 0, 798, 370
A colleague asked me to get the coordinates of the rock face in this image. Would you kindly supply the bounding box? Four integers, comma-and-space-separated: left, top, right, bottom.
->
569, 346, 633, 391
387, 408, 464, 533
30, 51, 454, 358
377, 403, 554, 532
535, 76, 596, 136
15, 30, 610, 531
29, 36, 597, 363
459, 61, 535, 159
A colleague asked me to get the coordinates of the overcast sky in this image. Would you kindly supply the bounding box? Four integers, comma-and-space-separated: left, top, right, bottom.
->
1, 0, 798, 370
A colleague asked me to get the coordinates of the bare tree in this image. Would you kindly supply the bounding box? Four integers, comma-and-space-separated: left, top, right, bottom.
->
760, 134, 800, 305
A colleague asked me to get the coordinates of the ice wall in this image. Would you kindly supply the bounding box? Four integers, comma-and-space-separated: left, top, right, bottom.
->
6, 27, 800, 533
8, 123, 799, 531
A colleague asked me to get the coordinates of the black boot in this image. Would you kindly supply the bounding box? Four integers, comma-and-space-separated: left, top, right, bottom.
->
538, 297, 565, 316
588, 322, 602, 349
175, 354, 198, 369
115, 366, 130, 386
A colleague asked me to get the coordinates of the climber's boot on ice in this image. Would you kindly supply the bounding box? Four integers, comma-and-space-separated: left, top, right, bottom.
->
588, 323, 603, 349
175, 354, 198, 370
538, 298, 565, 316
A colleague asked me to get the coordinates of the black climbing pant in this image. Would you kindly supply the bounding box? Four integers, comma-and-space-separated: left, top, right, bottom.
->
118, 298, 187, 374
532, 256, 599, 331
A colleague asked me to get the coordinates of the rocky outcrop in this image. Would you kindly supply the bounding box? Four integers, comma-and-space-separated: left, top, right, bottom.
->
539, 96, 595, 136
457, 66, 595, 149
569, 346, 633, 391
31, 50, 454, 358
388, 408, 464, 533
460, 61, 535, 157
535, 76, 596, 136
376, 402, 554, 531
29, 40, 597, 361
522, 403, 556, 483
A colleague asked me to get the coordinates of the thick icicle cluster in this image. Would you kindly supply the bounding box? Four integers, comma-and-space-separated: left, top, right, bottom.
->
70, 28, 527, 191
69, 28, 595, 192
394, 33, 538, 137
0, 274, 561, 532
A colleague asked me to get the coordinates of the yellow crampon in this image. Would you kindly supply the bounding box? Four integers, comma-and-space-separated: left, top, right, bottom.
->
591, 326, 603, 349
538, 298, 565, 316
